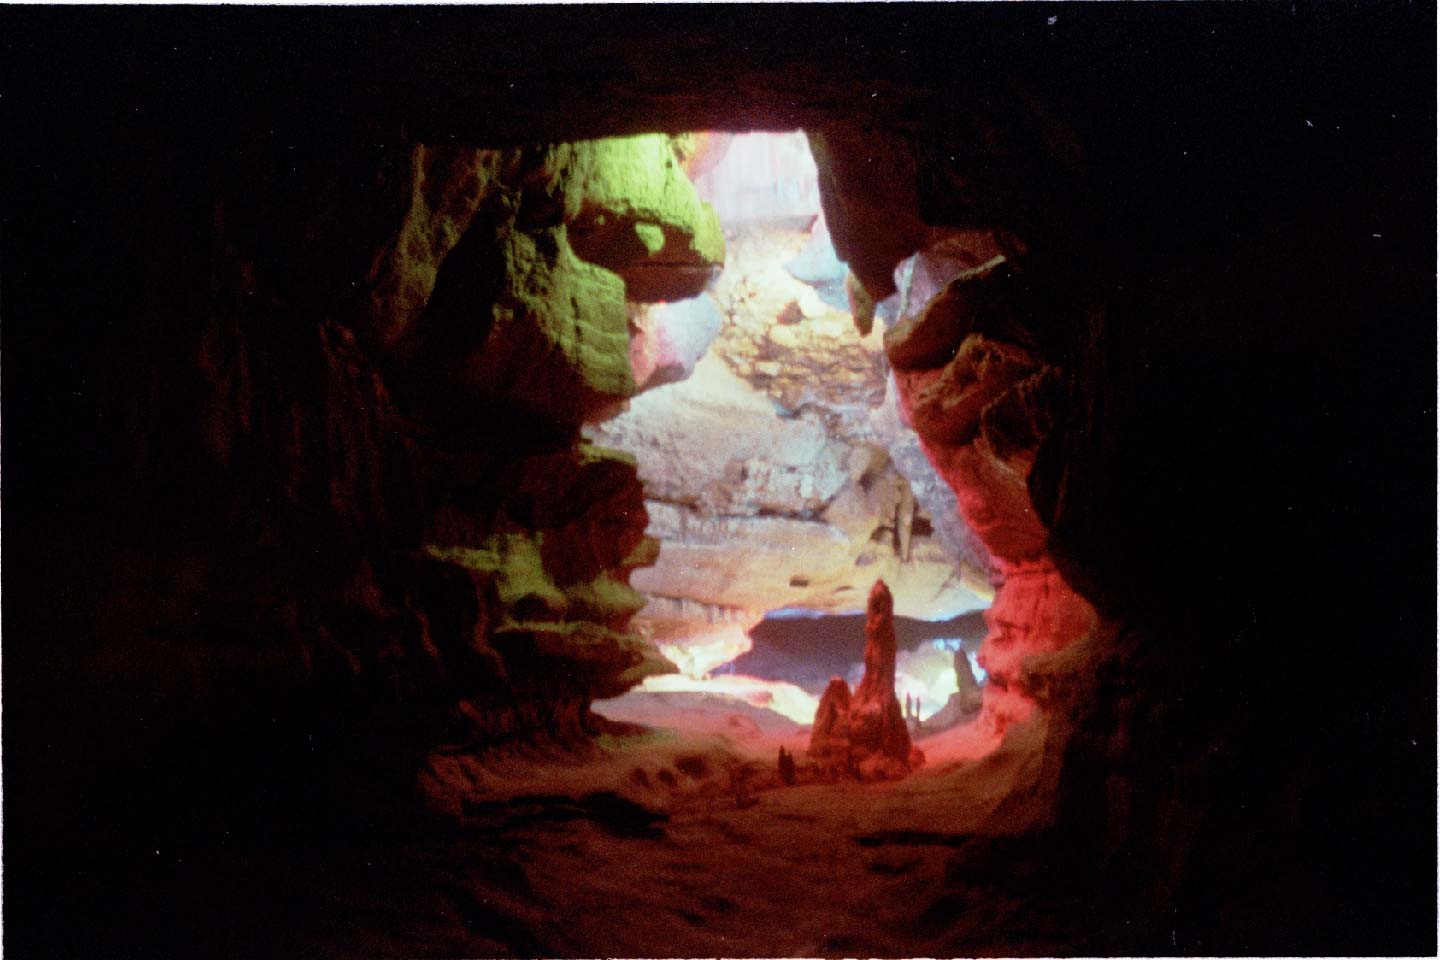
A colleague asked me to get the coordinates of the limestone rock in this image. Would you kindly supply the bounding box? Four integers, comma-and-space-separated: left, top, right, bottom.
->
784, 211, 850, 311
630, 596, 763, 681
549, 134, 725, 302
870, 374, 994, 579
885, 238, 1097, 736
849, 580, 914, 765
807, 676, 853, 774
807, 125, 928, 299
627, 295, 724, 391
979, 365, 1064, 466
424, 442, 673, 711
975, 559, 1096, 729
405, 215, 635, 429
925, 648, 985, 730
631, 498, 980, 619
590, 353, 851, 515
361, 144, 516, 354
846, 271, 877, 336
589, 218, 995, 648
884, 255, 1009, 371
891, 229, 1010, 321
908, 333, 1040, 446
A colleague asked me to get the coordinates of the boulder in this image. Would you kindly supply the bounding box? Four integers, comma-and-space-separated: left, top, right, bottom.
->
627, 295, 725, 391
549, 134, 725, 302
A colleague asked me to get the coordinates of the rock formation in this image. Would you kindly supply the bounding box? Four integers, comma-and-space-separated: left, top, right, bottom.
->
924, 647, 985, 731
879, 252, 1097, 735
6, 128, 722, 916
806, 579, 921, 780
5, 7, 1431, 957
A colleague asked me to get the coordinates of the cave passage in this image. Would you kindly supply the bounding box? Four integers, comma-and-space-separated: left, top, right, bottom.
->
6, 7, 1432, 956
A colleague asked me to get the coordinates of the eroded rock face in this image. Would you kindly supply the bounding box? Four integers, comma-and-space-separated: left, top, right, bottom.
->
552, 134, 725, 302
806, 580, 919, 780
7, 130, 725, 869
627, 296, 725, 391
383, 134, 725, 735
8, 9, 1431, 956
881, 246, 1096, 734
588, 216, 992, 668
808, 35, 1431, 949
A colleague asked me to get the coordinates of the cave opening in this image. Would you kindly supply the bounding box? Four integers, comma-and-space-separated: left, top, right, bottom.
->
583, 130, 998, 768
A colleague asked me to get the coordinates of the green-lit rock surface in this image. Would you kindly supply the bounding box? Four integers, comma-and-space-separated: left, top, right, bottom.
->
552, 134, 725, 301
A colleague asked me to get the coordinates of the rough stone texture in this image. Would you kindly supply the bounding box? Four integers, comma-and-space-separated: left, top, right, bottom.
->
360, 145, 517, 354
807, 125, 929, 299
806, 580, 919, 781
588, 218, 992, 668
884, 255, 1010, 371
405, 219, 635, 428
807, 677, 854, 774
885, 241, 1098, 736
553, 134, 725, 302
3, 121, 715, 954
627, 295, 725, 391
5, 6, 1432, 957
870, 374, 995, 580
908, 334, 1041, 446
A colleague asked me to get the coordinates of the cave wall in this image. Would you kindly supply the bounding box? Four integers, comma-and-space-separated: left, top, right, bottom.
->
4, 74, 723, 943
882, 249, 1095, 734
4, 4, 1435, 956
805, 6, 1437, 954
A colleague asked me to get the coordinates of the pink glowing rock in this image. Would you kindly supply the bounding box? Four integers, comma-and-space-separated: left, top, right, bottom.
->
885, 248, 1097, 737
627, 296, 724, 392
908, 334, 1040, 447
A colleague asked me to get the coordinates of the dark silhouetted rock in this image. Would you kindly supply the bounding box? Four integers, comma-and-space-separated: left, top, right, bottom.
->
777, 746, 797, 785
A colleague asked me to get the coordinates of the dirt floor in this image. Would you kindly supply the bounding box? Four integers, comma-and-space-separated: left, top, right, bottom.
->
335, 693, 1065, 959
44, 687, 1083, 959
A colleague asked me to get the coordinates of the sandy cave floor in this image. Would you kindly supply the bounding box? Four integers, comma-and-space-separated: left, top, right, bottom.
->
82, 691, 1087, 959
291, 697, 1071, 958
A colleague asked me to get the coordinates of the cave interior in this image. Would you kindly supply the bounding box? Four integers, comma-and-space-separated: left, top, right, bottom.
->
3, 4, 1436, 958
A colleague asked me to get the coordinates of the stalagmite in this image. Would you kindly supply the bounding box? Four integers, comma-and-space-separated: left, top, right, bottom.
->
805, 579, 923, 780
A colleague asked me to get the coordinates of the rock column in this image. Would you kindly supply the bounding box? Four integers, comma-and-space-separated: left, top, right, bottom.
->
807, 578, 921, 780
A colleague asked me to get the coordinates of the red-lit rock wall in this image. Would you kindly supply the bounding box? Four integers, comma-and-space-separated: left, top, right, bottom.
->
884, 257, 1096, 734
805, 27, 1433, 948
